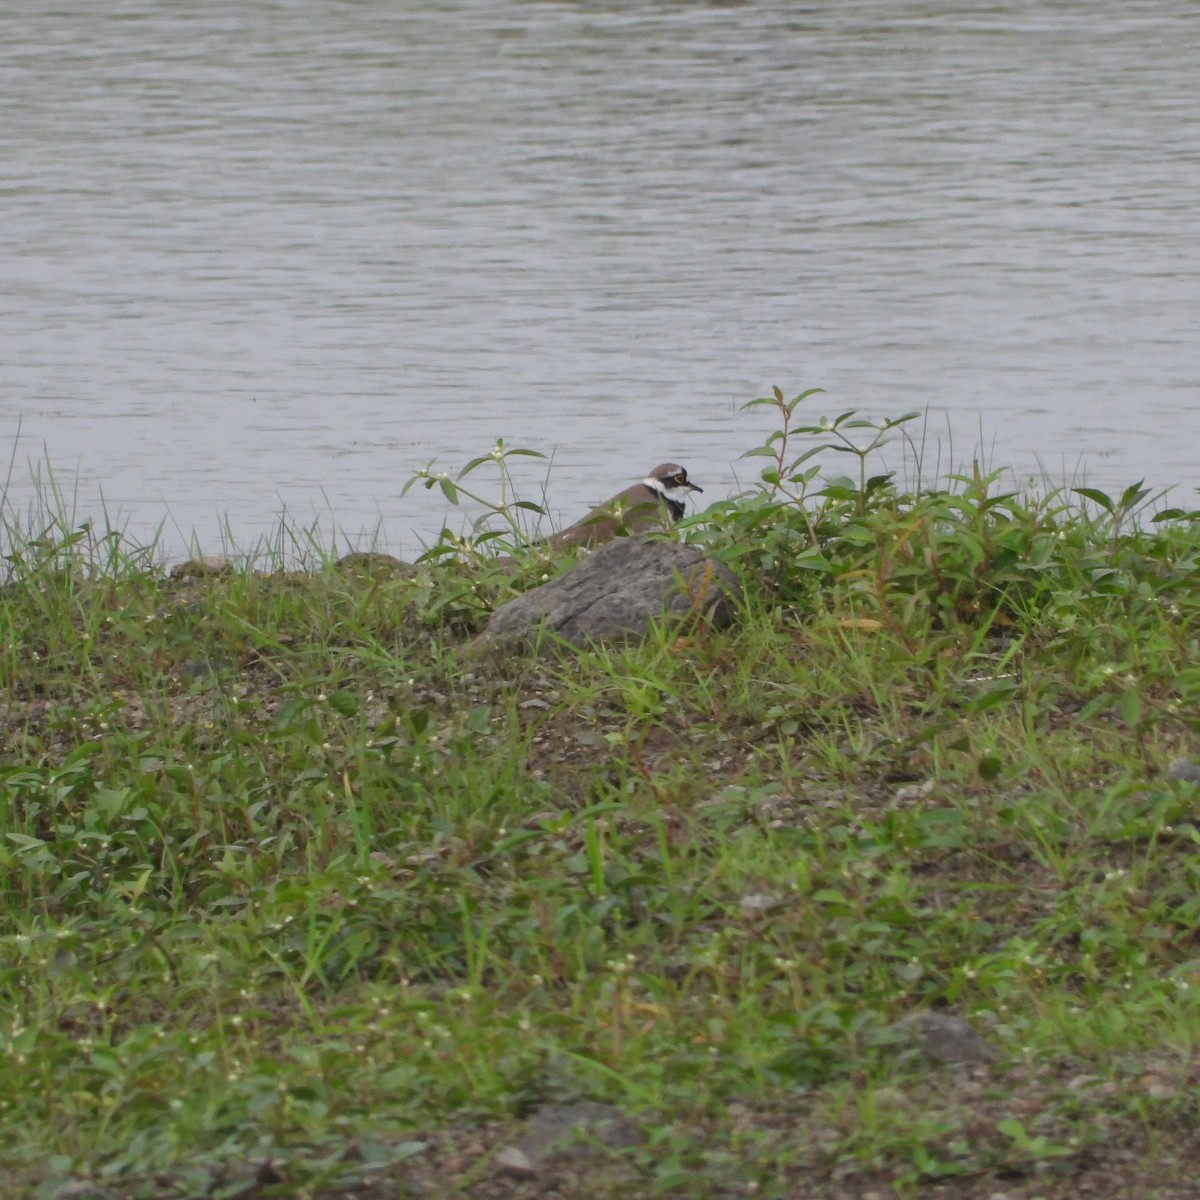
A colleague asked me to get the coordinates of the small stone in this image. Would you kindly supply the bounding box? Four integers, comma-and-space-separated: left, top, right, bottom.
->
170, 555, 235, 579
176, 658, 227, 680
890, 1011, 1002, 1065
1165, 758, 1200, 784
740, 893, 783, 914
44, 1183, 109, 1200
494, 1101, 642, 1177
893, 780, 935, 804
494, 1145, 537, 1177
869, 1086, 909, 1111
334, 551, 416, 576
1140, 1072, 1179, 1099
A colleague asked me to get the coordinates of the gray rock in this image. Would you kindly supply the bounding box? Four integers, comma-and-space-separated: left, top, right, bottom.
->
475, 537, 740, 653
495, 1101, 643, 1177
334, 551, 416, 576
169, 555, 235, 579
890, 1011, 1002, 1065
175, 657, 229, 681
1165, 758, 1200, 784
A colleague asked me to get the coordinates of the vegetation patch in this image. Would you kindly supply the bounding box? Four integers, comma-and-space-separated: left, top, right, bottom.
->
3, 391, 1200, 1198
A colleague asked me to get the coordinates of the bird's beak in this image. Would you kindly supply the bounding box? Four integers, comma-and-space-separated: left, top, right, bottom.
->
688, 482, 703, 493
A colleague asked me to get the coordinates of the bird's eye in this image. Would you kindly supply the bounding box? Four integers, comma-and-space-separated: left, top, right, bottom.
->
672, 474, 684, 486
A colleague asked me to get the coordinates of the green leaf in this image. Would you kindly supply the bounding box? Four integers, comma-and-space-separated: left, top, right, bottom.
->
489, 828, 546, 855
785, 386, 825, 412
965, 681, 1019, 714
1173, 668, 1200, 699
794, 549, 833, 572
466, 704, 492, 733
5, 833, 46, 850
1072, 487, 1115, 515
276, 697, 312, 727
1078, 692, 1115, 720
327, 691, 358, 717
1118, 480, 1149, 510
457, 456, 492, 478
818, 483, 858, 502
1119, 690, 1143, 728
977, 754, 1003, 781
741, 394, 783, 411
399, 470, 432, 497
996, 1117, 1026, 1141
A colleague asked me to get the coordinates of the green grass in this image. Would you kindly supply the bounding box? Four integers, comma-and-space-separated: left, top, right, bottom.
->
3, 393, 1200, 1198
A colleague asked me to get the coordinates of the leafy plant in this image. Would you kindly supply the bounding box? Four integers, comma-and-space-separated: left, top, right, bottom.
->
402, 437, 549, 558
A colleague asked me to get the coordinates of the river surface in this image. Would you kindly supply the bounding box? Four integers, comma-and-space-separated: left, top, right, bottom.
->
2, 1, 1197, 561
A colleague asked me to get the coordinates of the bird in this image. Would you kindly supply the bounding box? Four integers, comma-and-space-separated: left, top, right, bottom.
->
541, 463, 703, 551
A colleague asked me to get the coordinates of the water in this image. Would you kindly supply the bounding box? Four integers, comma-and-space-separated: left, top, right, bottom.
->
2, 1, 1197, 561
